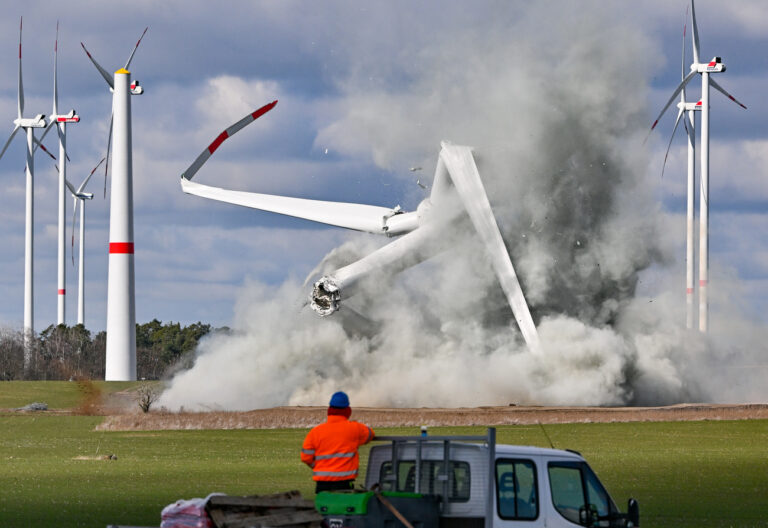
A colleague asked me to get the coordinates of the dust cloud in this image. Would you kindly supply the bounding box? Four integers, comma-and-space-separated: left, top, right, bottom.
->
159, 2, 767, 411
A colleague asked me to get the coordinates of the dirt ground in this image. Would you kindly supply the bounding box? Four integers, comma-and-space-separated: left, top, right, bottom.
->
95, 403, 768, 431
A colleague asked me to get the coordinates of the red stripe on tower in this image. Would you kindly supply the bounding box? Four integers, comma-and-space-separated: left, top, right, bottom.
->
109, 242, 135, 254
686, 288, 693, 294
699, 279, 708, 287
208, 131, 229, 154
58, 289, 65, 295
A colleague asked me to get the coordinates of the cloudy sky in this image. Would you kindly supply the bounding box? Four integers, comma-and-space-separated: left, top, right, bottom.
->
0, 0, 765, 335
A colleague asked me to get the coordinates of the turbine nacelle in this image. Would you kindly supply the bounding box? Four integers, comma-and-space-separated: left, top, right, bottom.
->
14, 115, 47, 128
693, 56, 725, 73
677, 100, 702, 112
51, 109, 80, 123
76, 192, 94, 200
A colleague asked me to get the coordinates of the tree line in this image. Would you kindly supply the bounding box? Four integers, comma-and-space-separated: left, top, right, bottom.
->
0, 319, 218, 381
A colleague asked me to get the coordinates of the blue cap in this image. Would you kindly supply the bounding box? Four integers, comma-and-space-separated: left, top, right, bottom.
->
329, 391, 350, 409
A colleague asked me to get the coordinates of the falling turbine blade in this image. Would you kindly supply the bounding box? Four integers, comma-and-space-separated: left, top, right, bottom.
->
709, 78, 748, 110
439, 142, 540, 352
80, 42, 114, 90
124, 27, 148, 70
646, 70, 697, 142
181, 100, 278, 181
662, 107, 685, 179
691, 0, 700, 65
18, 17, 24, 119
0, 126, 20, 161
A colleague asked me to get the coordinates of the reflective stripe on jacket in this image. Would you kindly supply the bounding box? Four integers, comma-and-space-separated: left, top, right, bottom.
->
301, 415, 375, 481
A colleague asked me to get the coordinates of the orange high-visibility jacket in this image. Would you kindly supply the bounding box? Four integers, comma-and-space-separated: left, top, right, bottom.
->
301, 415, 375, 481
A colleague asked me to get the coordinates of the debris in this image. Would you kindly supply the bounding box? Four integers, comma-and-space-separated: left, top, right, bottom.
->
16, 402, 48, 412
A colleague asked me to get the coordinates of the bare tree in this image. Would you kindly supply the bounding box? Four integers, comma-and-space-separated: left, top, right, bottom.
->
136, 382, 161, 413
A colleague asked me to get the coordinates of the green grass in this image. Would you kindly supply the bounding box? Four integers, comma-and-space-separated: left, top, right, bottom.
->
0, 381, 143, 410
0, 407, 767, 526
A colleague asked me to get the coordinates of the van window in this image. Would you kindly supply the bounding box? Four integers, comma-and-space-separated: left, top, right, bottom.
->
495, 459, 538, 520
548, 461, 615, 527
379, 460, 470, 502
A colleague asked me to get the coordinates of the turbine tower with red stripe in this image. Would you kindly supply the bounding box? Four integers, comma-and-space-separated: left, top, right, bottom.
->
81, 28, 147, 380
0, 18, 49, 361
648, 0, 746, 332
37, 23, 81, 326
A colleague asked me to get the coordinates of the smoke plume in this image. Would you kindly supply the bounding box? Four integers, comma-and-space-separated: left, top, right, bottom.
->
159, 1, 767, 410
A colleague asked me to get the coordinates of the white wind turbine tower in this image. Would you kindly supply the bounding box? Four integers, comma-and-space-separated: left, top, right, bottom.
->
0, 18, 48, 360
179, 102, 541, 352
648, 0, 746, 333
36, 22, 81, 326
66, 159, 104, 326
81, 28, 147, 381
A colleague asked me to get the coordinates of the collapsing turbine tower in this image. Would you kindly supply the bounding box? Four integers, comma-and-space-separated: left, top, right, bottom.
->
179, 103, 541, 351
649, 0, 746, 332
81, 29, 147, 381
0, 19, 48, 361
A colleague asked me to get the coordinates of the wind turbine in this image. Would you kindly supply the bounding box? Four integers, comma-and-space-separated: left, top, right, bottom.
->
35, 22, 81, 326
179, 102, 541, 352
81, 28, 147, 381
648, 0, 746, 333
0, 18, 48, 361
66, 159, 104, 326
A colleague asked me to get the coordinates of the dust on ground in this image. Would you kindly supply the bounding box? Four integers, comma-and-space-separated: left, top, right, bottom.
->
95, 403, 768, 431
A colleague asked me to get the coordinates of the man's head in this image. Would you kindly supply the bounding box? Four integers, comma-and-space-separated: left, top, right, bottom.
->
328, 391, 351, 418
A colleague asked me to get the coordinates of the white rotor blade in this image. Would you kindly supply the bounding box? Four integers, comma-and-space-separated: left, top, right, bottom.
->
53, 21, 59, 116
0, 126, 20, 161
647, 70, 697, 140
182, 100, 277, 181
80, 42, 114, 90
32, 122, 57, 161
681, 9, 688, 101
124, 27, 148, 70
181, 177, 399, 235
661, 107, 685, 179
439, 142, 540, 351
64, 177, 77, 195
71, 197, 79, 265
103, 112, 113, 197
78, 157, 105, 194
18, 18, 24, 119
710, 78, 747, 110
691, 0, 701, 65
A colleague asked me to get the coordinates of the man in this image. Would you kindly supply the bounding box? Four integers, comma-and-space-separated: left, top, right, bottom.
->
301, 391, 375, 493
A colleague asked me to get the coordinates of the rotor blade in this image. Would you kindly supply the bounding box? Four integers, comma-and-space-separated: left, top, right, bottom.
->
18, 17, 24, 119
181, 177, 401, 235
709, 78, 747, 110
0, 126, 20, 161
124, 27, 148, 70
32, 122, 57, 160
80, 42, 114, 90
661, 107, 685, 179
53, 21, 59, 115
438, 142, 540, 352
691, 0, 700, 65
681, 8, 688, 100
104, 112, 113, 198
64, 177, 77, 195
646, 70, 697, 141
71, 197, 78, 266
77, 157, 106, 194
182, 100, 278, 181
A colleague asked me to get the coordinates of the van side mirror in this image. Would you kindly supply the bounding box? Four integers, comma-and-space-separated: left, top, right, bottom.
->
626, 498, 639, 527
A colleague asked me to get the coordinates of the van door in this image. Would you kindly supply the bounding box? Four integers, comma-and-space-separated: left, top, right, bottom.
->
494, 457, 545, 527
546, 461, 622, 527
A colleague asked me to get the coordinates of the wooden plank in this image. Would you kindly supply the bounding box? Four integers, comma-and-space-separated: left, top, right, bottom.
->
207, 491, 313, 509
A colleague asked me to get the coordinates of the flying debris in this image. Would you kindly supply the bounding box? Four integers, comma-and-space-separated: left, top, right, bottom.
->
179, 104, 541, 352
409, 166, 422, 172
416, 179, 427, 189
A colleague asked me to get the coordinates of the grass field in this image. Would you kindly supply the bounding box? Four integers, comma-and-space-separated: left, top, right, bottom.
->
1, 385, 767, 527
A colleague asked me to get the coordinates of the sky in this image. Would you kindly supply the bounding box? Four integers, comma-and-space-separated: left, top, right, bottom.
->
0, 0, 765, 342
